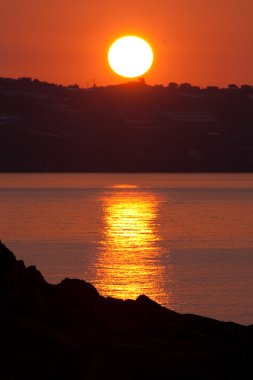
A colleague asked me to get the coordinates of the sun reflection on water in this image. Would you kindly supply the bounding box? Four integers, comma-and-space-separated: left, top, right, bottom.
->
94, 190, 168, 303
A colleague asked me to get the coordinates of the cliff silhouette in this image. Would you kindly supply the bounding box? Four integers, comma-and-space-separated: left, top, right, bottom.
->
0, 77, 253, 172
0, 241, 252, 379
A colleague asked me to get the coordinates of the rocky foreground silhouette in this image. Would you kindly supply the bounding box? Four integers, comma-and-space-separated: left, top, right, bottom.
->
0, 241, 252, 379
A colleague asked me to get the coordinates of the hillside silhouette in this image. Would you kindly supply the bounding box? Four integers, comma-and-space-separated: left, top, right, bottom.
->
0, 77, 253, 172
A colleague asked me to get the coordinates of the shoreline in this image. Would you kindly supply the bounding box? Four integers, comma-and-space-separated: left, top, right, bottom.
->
0, 241, 252, 379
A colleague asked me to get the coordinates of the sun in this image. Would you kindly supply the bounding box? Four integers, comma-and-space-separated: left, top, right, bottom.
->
108, 36, 153, 78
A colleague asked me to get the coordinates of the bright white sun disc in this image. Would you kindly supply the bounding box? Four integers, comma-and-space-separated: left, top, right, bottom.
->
108, 36, 153, 78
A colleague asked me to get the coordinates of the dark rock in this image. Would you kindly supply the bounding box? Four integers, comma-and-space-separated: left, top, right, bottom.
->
0, 241, 252, 380
56, 277, 99, 299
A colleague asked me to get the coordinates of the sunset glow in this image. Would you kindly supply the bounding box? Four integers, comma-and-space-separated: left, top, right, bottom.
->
108, 36, 153, 78
1, 2, 253, 86
94, 191, 167, 302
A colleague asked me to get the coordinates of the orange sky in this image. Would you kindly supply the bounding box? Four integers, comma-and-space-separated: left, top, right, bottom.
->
1, 0, 252, 87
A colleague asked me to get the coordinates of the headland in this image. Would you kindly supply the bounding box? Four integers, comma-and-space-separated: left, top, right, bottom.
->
0, 241, 252, 379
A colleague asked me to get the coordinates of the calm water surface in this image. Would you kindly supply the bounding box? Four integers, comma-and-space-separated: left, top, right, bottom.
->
0, 173, 253, 324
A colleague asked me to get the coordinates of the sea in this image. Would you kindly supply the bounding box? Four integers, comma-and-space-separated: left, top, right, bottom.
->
0, 173, 252, 325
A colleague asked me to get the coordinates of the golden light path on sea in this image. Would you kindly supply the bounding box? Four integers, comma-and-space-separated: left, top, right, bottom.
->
94, 188, 168, 303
